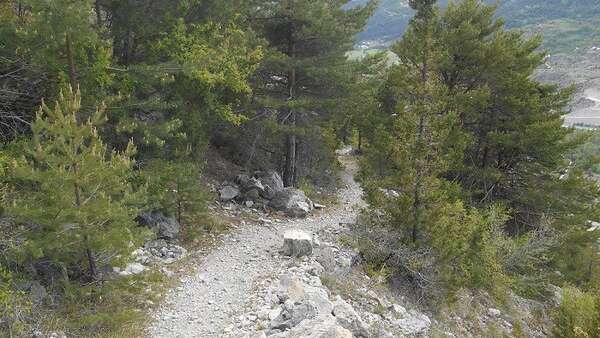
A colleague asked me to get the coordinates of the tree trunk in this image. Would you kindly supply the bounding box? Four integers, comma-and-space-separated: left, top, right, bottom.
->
65, 32, 77, 90
358, 129, 362, 153
284, 115, 296, 187
95, 0, 102, 27
283, 10, 297, 187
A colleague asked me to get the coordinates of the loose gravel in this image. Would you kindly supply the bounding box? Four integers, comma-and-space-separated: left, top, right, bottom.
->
148, 157, 364, 338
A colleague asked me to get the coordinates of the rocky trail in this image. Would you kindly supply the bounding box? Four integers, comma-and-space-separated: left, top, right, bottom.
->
148, 155, 378, 337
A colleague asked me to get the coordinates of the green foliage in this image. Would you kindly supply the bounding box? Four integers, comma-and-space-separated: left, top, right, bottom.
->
140, 159, 207, 224
8, 88, 147, 279
56, 271, 165, 336
552, 287, 600, 338
430, 204, 512, 297
569, 129, 600, 175
155, 19, 263, 146
358, 0, 600, 302
0, 266, 31, 336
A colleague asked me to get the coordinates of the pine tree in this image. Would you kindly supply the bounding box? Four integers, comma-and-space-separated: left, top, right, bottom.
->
362, 0, 467, 244
254, 0, 375, 187
9, 88, 145, 280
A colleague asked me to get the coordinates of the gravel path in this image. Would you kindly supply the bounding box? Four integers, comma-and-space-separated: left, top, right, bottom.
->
148, 156, 364, 338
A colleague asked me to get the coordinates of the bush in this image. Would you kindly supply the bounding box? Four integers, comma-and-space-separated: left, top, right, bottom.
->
552, 287, 600, 338
139, 159, 208, 225
0, 266, 31, 337
7, 89, 147, 281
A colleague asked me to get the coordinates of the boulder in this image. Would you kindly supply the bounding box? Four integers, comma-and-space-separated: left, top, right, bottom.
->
393, 309, 431, 336
332, 297, 370, 337
315, 247, 337, 272
244, 177, 265, 193
243, 188, 263, 203
256, 170, 284, 199
136, 211, 180, 240
304, 284, 334, 316
219, 184, 240, 202
282, 230, 313, 257
270, 188, 314, 217
235, 174, 251, 187
277, 275, 305, 303
270, 299, 318, 331
271, 315, 354, 338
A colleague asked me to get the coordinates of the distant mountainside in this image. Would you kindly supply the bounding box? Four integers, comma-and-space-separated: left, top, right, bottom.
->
353, 0, 600, 53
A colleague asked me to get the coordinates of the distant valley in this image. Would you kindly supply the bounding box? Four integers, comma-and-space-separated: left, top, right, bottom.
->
353, 0, 600, 126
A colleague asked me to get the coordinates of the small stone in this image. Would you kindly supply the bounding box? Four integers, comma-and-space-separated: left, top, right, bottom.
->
488, 308, 502, 317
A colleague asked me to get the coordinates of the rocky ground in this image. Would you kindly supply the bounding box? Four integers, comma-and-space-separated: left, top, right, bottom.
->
147, 155, 435, 337
146, 152, 557, 338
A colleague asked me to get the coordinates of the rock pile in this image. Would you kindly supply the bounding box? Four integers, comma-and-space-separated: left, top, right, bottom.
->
219, 170, 314, 217
230, 236, 432, 338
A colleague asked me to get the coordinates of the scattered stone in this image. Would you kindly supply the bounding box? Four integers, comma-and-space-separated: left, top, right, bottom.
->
282, 230, 313, 257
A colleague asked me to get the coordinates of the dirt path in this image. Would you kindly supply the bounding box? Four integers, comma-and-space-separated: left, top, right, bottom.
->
148, 156, 364, 338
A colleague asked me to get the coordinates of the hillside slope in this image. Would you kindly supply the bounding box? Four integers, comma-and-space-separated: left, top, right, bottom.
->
353, 0, 600, 53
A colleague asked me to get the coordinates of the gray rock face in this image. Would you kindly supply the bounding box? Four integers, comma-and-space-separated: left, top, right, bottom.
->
332, 297, 370, 337
219, 185, 240, 202
136, 211, 180, 239
282, 230, 313, 257
270, 188, 314, 217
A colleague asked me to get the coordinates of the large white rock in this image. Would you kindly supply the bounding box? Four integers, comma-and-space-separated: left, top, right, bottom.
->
282, 230, 313, 257
270, 188, 314, 217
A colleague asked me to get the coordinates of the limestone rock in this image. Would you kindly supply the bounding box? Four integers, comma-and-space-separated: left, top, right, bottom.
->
332, 297, 370, 337
282, 230, 313, 257
270, 188, 314, 217
256, 170, 284, 199
219, 184, 240, 202
277, 275, 305, 303
270, 299, 318, 331
393, 309, 431, 336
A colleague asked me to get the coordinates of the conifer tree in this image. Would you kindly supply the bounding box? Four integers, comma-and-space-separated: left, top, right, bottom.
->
10, 88, 145, 280
362, 0, 466, 243
254, 0, 375, 187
